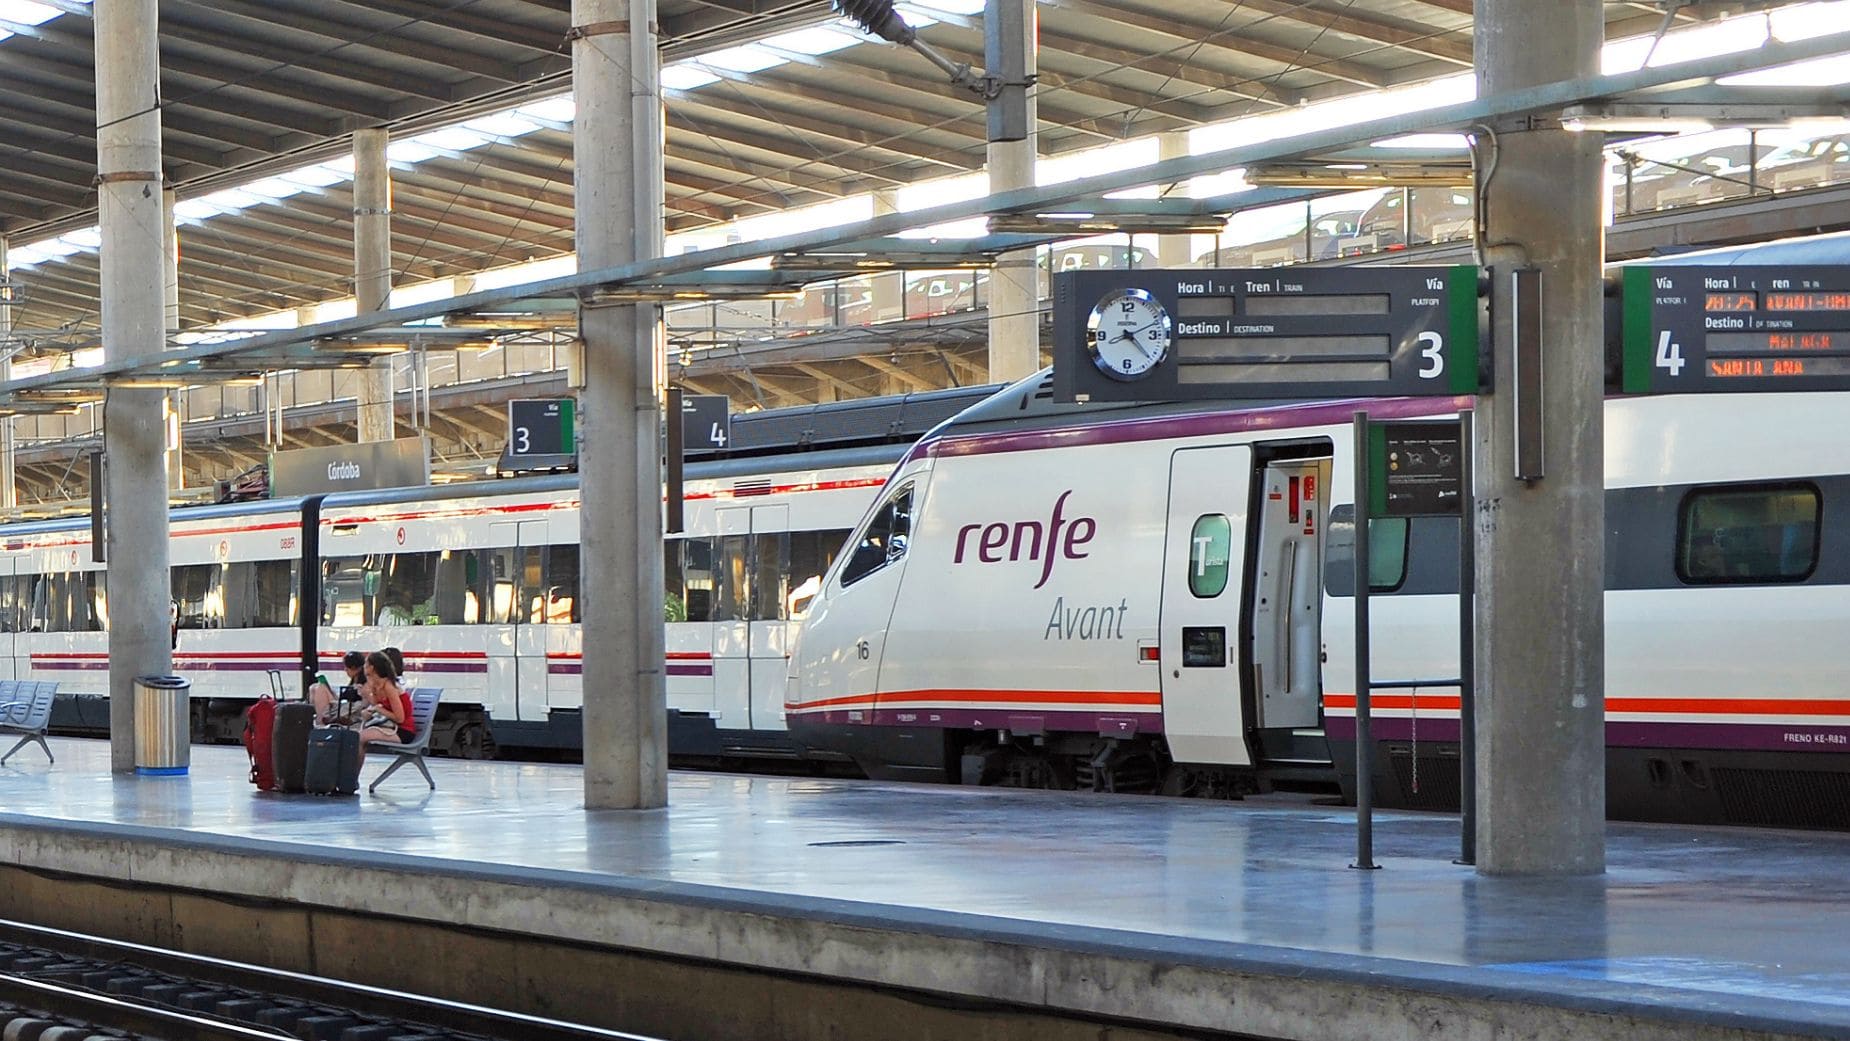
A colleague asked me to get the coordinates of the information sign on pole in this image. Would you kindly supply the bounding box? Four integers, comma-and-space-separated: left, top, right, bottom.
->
681, 394, 731, 452
506, 398, 575, 459
1052, 266, 1480, 403
1621, 265, 1850, 393
1367, 420, 1464, 517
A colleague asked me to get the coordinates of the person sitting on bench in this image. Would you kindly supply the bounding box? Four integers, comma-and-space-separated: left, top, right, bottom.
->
310, 651, 367, 725
356, 650, 414, 764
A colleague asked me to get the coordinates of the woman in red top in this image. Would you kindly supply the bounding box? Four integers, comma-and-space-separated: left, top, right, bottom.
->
357, 650, 414, 764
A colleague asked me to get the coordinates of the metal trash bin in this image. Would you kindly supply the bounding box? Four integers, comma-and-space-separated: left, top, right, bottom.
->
133, 674, 191, 776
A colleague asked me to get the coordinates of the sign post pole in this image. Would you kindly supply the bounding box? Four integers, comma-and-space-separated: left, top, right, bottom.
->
1457, 408, 1477, 866
665, 386, 684, 535
1352, 410, 1377, 871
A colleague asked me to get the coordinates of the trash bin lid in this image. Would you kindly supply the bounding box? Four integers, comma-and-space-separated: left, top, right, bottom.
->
135, 674, 190, 689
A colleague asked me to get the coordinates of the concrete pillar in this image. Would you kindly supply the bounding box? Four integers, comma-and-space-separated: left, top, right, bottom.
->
1473, 0, 1606, 874
163, 188, 183, 491
1155, 133, 1194, 268
575, 0, 669, 809
96, 0, 173, 771
870, 190, 902, 322
985, 0, 1038, 382
353, 128, 396, 443
0, 236, 15, 510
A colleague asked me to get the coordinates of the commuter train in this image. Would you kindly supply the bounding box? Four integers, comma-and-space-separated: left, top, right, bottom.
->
785, 234, 1850, 830
19, 386, 989, 761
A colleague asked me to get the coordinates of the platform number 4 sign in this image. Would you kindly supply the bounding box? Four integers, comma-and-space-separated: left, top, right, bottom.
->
1655, 330, 1687, 376
681, 394, 731, 452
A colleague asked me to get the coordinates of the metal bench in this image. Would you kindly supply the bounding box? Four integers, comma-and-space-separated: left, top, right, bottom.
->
367, 687, 441, 793
0, 680, 58, 766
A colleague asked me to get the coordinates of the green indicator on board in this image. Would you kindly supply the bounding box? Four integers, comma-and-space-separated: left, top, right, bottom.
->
1447, 264, 1480, 394
558, 399, 576, 445
1622, 266, 1655, 395
1366, 423, 1390, 517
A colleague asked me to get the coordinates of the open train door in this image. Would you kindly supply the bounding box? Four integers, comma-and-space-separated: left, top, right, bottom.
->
1246, 457, 1334, 772
1159, 446, 1254, 767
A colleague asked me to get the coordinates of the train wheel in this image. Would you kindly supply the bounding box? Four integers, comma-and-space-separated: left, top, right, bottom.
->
450, 722, 498, 760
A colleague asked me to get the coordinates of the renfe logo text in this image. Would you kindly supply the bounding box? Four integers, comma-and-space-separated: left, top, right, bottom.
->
953, 490, 1096, 589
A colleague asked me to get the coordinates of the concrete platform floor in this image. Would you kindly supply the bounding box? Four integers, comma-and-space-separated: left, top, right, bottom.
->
0, 737, 1846, 1040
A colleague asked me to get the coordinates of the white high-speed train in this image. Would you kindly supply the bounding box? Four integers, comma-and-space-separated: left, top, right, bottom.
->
785, 235, 1850, 829
21, 386, 988, 760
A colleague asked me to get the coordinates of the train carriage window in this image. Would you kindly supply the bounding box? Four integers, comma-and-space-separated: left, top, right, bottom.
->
667, 539, 715, 622
787, 529, 850, 618
0, 576, 25, 633
171, 565, 222, 630
249, 560, 297, 628
840, 486, 913, 587
1677, 483, 1820, 584
321, 556, 380, 627
1323, 505, 1409, 596
85, 572, 106, 631
750, 532, 789, 621
544, 544, 580, 623
708, 535, 749, 623
376, 552, 440, 625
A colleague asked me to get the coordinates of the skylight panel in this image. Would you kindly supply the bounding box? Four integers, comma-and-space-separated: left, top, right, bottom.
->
0, 1, 64, 27
517, 96, 575, 125
463, 112, 543, 138
199, 188, 265, 211
239, 177, 307, 202
415, 126, 494, 152
699, 45, 785, 73
761, 26, 861, 55
386, 139, 441, 163
279, 163, 349, 189
58, 228, 100, 249
661, 64, 721, 90
911, 0, 984, 14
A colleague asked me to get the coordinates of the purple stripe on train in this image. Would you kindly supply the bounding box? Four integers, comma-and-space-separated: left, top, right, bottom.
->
794, 707, 1163, 734
920, 395, 1469, 461
1327, 717, 1850, 753
666, 665, 712, 677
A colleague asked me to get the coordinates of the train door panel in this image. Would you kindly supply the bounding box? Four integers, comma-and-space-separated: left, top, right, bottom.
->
1159, 446, 1254, 766
747, 505, 790, 732
711, 507, 753, 727
483, 524, 523, 722
1250, 460, 1328, 730
514, 521, 550, 721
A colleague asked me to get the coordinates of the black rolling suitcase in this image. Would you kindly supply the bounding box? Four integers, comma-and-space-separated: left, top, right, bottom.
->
271, 702, 315, 793
304, 728, 361, 796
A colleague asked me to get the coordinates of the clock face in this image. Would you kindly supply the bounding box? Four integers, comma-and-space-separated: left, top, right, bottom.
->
1086, 288, 1172, 381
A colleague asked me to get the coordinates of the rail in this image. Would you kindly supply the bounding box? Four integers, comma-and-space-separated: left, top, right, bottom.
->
0, 917, 660, 1041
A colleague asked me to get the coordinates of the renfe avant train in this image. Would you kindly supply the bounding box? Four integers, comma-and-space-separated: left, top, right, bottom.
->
785, 236, 1850, 830
15, 387, 987, 761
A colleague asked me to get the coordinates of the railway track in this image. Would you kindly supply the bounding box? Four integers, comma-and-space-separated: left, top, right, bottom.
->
0, 918, 653, 1041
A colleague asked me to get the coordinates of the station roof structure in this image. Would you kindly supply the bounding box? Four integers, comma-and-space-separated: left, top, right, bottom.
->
0, 0, 1725, 338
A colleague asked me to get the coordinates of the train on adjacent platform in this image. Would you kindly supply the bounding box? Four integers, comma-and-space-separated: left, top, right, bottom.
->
785, 233, 1850, 830
15, 386, 990, 762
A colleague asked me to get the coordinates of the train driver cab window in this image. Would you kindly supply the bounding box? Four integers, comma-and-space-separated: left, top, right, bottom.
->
840, 485, 914, 587
1677, 483, 1820, 584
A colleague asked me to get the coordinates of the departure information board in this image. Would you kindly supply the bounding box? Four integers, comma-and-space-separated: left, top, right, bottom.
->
1052, 266, 1480, 402
1622, 266, 1850, 393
